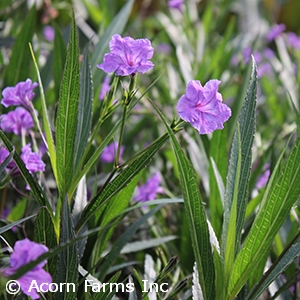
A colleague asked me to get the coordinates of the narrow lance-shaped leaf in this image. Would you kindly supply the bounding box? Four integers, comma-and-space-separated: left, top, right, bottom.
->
54, 198, 78, 300
222, 57, 257, 259
149, 99, 215, 300
74, 43, 93, 170
228, 136, 300, 299
247, 238, 300, 300
34, 207, 58, 276
55, 9, 80, 196
29, 44, 57, 181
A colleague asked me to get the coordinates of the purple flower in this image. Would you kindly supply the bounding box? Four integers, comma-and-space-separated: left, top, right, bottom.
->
263, 48, 275, 59
1, 107, 34, 135
99, 76, 111, 101
135, 172, 163, 203
242, 47, 252, 64
266, 23, 286, 42
1, 79, 38, 111
21, 144, 45, 173
168, 0, 184, 12
156, 43, 171, 54
4, 238, 52, 299
287, 32, 300, 50
97, 34, 154, 76
256, 164, 270, 189
43, 25, 55, 42
257, 62, 272, 78
100, 142, 125, 163
177, 80, 231, 134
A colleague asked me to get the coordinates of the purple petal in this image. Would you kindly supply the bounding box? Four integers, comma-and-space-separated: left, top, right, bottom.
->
177, 79, 231, 134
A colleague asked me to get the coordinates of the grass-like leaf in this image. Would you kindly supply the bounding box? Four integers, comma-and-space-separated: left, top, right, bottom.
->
55, 9, 80, 196
29, 44, 57, 181
0, 215, 36, 235
4, 5, 35, 86
228, 135, 300, 299
222, 57, 257, 259
54, 198, 78, 300
247, 236, 300, 300
74, 43, 93, 170
149, 99, 215, 300
34, 207, 58, 277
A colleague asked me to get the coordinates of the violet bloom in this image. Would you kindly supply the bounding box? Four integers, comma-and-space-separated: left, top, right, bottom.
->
287, 32, 300, 50
4, 238, 52, 299
256, 164, 270, 189
135, 172, 163, 203
21, 144, 45, 173
266, 23, 286, 42
99, 76, 111, 101
97, 34, 154, 76
1, 107, 34, 135
1, 79, 38, 111
257, 62, 272, 78
177, 80, 231, 134
242, 47, 252, 64
100, 142, 124, 163
156, 43, 171, 55
263, 48, 275, 59
43, 25, 55, 42
168, 0, 184, 12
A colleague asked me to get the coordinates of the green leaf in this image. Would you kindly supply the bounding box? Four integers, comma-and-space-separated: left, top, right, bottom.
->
247, 238, 300, 300
0, 215, 36, 235
228, 136, 300, 299
34, 207, 58, 277
224, 124, 242, 282
98, 204, 163, 282
149, 99, 215, 300
74, 43, 93, 170
222, 57, 257, 259
55, 9, 80, 196
54, 198, 78, 300
75, 133, 169, 233
91, 0, 134, 87
4, 5, 35, 86
0, 130, 52, 212
91, 271, 121, 300
92, 173, 141, 261
6, 198, 27, 222
29, 43, 57, 181
53, 23, 67, 100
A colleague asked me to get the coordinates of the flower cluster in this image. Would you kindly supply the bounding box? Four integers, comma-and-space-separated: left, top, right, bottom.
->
3, 239, 52, 299
0, 79, 45, 175
1, 79, 38, 111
